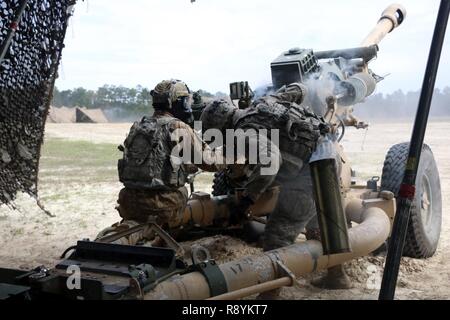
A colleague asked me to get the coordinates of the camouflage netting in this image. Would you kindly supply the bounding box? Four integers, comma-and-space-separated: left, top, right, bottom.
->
0, 0, 75, 206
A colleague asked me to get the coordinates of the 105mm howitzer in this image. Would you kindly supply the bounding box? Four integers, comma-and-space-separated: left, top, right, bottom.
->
0, 3, 444, 301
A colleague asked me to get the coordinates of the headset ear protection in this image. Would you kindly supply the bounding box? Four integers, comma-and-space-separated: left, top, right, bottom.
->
150, 90, 172, 106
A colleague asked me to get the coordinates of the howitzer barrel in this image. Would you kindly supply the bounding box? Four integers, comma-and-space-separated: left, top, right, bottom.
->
361, 3, 407, 46
315, 45, 378, 62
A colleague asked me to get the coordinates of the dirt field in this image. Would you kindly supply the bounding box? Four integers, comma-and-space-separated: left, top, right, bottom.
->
0, 120, 449, 300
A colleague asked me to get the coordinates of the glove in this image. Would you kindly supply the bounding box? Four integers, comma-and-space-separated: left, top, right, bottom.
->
230, 195, 254, 225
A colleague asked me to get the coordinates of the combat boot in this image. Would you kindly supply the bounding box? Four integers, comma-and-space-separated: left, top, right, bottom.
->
311, 264, 353, 290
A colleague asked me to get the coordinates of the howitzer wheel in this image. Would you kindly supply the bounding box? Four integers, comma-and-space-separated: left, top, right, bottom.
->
381, 143, 442, 258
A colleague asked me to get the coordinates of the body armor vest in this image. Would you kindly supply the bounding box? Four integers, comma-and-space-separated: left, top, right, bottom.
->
118, 116, 187, 190
233, 99, 325, 163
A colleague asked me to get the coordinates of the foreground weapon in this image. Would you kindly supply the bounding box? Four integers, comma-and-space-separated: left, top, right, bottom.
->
379, 0, 450, 300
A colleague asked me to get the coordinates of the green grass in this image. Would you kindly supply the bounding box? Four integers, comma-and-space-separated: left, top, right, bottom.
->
37, 138, 215, 190
41, 138, 120, 167
39, 138, 121, 184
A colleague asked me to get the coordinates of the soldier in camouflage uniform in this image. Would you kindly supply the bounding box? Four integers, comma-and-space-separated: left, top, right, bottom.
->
254, 84, 352, 290
201, 83, 351, 296
96, 80, 225, 245
200, 83, 326, 250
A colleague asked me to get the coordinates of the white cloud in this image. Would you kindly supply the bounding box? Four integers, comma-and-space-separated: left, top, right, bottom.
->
56, 0, 450, 94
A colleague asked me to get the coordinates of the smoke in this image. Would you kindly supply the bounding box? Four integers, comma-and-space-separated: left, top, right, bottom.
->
103, 107, 143, 123
253, 83, 273, 99
303, 72, 337, 117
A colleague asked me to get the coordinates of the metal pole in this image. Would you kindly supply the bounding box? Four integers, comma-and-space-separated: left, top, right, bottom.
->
379, 0, 450, 300
207, 277, 292, 300
0, 0, 29, 64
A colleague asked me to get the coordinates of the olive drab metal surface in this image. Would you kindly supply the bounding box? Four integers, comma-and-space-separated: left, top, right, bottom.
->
0, 0, 75, 206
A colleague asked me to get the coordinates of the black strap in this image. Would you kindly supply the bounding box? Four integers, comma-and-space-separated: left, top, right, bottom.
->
193, 261, 228, 297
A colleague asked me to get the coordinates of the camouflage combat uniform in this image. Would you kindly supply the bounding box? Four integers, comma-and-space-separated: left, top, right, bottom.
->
97, 110, 224, 245
231, 88, 324, 251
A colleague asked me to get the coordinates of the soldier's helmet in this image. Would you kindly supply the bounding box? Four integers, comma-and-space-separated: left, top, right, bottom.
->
151, 79, 191, 109
151, 79, 194, 125
200, 99, 237, 132
275, 82, 308, 105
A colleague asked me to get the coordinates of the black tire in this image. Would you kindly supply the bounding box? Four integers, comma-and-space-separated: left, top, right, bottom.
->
212, 170, 234, 196
381, 143, 442, 259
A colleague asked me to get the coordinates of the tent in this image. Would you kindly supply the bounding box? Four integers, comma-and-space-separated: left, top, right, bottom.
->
47, 106, 76, 123
75, 107, 109, 123
47, 106, 109, 123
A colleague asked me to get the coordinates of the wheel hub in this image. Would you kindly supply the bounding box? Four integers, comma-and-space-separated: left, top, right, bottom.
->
420, 174, 433, 228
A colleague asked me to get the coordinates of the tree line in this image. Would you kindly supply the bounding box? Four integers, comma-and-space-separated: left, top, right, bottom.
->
52, 85, 218, 121
52, 85, 450, 122
354, 87, 450, 120
52, 85, 153, 121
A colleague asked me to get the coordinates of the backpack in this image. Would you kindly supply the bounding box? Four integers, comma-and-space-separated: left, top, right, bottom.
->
234, 98, 325, 163
118, 116, 187, 190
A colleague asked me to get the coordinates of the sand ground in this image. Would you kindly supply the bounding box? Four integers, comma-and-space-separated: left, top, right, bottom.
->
0, 120, 449, 300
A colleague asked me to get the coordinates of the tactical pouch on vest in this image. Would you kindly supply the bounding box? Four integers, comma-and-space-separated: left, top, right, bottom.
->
236, 102, 324, 164
118, 116, 187, 190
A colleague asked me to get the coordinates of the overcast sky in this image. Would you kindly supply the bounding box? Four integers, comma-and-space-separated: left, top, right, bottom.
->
55, 0, 449, 94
